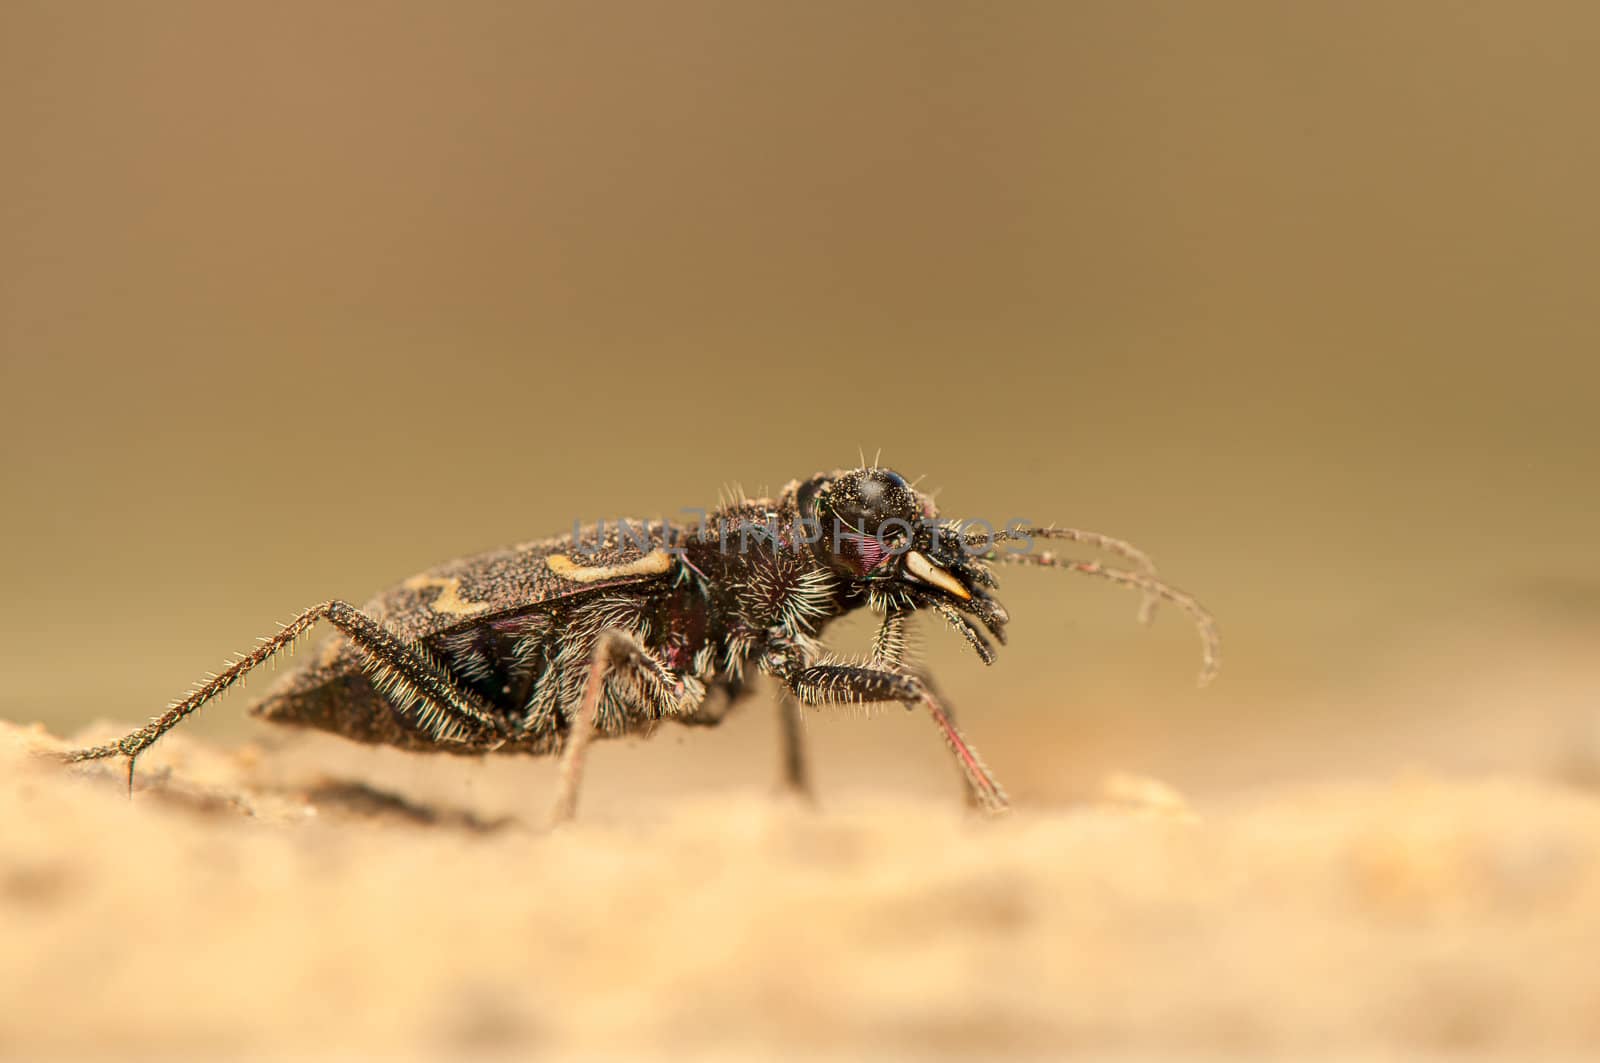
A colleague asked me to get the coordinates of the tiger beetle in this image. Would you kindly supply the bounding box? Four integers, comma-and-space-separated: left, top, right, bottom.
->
65, 466, 1219, 822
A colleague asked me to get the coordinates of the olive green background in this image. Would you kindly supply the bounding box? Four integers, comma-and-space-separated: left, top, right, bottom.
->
3, 2, 1596, 800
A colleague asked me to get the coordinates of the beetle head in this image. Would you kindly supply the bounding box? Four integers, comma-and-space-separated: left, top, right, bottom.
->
795, 468, 983, 601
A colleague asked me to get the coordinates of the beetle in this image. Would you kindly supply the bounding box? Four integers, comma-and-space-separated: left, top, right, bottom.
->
65, 466, 1218, 821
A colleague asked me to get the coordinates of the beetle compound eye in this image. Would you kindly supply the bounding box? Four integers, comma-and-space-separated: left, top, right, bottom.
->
829, 470, 918, 532
856, 474, 891, 507
853, 470, 911, 521
796, 467, 928, 579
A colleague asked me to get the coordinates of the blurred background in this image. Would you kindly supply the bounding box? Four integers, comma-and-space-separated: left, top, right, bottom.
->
2, 0, 1597, 806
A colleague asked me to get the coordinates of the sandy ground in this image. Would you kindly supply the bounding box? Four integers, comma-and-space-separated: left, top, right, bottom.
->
4, 714, 1600, 1062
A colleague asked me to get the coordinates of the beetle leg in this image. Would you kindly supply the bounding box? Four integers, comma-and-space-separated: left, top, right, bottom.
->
63, 600, 509, 784
869, 608, 911, 668
763, 608, 907, 804
773, 689, 812, 800
781, 663, 1008, 814
548, 628, 684, 826
905, 667, 982, 810
865, 611, 975, 807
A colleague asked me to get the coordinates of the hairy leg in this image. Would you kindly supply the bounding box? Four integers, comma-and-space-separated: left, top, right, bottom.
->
549, 628, 685, 825
64, 600, 508, 789
782, 662, 1007, 814
773, 689, 812, 799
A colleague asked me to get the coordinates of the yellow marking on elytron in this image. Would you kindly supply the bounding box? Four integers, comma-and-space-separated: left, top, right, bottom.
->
547, 549, 675, 583
403, 575, 493, 616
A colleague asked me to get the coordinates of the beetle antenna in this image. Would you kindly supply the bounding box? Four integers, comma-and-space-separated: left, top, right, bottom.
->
967, 525, 1162, 624
994, 552, 1220, 686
